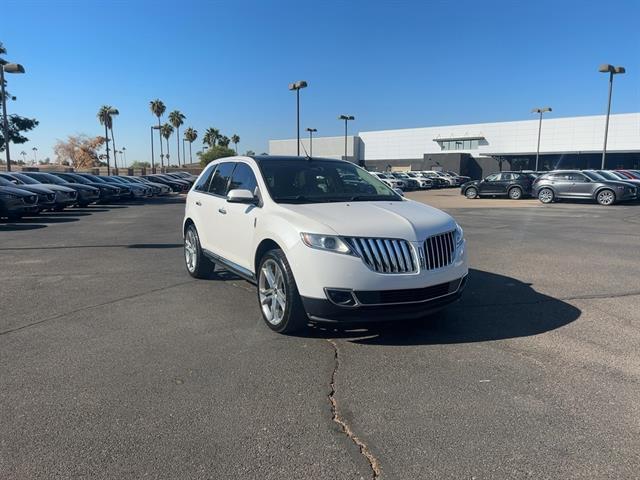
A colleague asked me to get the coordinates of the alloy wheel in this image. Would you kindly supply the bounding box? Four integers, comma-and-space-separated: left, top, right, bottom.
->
509, 187, 522, 199
184, 228, 197, 273
597, 189, 615, 206
538, 188, 553, 203
259, 259, 287, 325
465, 187, 477, 199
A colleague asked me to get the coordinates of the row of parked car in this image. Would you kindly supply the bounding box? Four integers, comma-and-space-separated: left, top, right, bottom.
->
460, 169, 640, 206
372, 170, 469, 191
0, 171, 197, 221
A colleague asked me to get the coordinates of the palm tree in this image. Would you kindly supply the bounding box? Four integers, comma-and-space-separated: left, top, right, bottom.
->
231, 134, 240, 154
203, 127, 219, 148
160, 123, 174, 168
149, 99, 166, 170
97, 105, 118, 173
184, 127, 198, 164
168, 110, 185, 166
20, 150, 27, 163
218, 135, 231, 148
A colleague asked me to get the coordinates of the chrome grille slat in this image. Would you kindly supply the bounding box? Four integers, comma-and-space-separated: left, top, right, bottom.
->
423, 230, 456, 271
345, 237, 417, 274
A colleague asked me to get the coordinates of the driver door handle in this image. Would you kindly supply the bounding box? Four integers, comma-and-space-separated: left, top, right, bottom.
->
195, 201, 202, 206
218, 207, 227, 214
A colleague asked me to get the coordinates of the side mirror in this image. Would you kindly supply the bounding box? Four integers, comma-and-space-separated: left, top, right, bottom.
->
227, 188, 257, 204
393, 188, 405, 197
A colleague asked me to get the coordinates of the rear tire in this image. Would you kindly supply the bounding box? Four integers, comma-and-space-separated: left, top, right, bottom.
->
184, 224, 215, 279
257, 249, 307, 334
508, 186, 523, 200
538, 188, 554, 204
596, 189, 616, 206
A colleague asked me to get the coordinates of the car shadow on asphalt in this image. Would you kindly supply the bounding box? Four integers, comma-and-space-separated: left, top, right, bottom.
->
14, 215, 81, 224
0, 223, 48, 231
302, 268, 581, 345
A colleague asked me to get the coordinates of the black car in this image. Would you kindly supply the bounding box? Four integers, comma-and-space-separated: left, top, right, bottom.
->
73, 173, 131, 200
9, 172, 78, 210
51, 172, 122, 203
461, 171, 535, 200
21, 172, 100, 207
0, 185, 39, 220
0, 173, 57, 211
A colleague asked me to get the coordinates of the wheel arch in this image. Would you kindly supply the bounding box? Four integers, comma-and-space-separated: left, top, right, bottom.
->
183, 217, 195, 237
254, 238, 283, 274
594, 186, 616, 199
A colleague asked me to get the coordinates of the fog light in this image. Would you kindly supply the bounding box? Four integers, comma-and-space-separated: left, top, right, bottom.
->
326, 289, 356, 306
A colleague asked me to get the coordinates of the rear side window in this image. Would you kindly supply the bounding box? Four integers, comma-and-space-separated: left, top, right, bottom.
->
500, 173, 514, 181
208, 162, 235, 196
228, 163, 258, 195
194, 165, 216, 192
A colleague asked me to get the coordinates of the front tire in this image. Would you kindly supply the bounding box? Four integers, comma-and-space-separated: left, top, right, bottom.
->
184, 224, 215, 279
508, 186, 523, 200
596, 189, 616, 206
538, 188, 554, 204
257, 249, 307, 334
465, 187, 478, 199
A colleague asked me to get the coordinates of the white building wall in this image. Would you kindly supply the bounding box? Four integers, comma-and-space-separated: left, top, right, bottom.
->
269, 135, 358, 160
359, 113, 640, 160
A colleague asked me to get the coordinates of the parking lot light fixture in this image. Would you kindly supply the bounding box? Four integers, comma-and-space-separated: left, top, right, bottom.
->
306, 128, 317, 157
151, 125, 161, 173
288, 80, 308, 156
338, 115, 355, 161
531, 107, 552, 171
598, 64, 625, 169
1, 62, 26, 172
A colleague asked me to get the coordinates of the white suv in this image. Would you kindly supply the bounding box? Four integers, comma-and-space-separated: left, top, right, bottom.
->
183, 156, 468, 333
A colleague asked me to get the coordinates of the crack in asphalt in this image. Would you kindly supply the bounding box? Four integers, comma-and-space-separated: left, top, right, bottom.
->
0, 280, 197, 336
327, 339, 382, 479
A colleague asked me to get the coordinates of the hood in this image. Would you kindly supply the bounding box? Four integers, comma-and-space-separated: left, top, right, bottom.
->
65, 183, 99, 192
10, 184, 56, 195
279, 199, 456, 241
0, 185, 39, 197
36, 183, 77, 193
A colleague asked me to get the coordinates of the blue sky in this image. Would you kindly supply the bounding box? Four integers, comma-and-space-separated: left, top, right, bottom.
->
2, 0, 639, 164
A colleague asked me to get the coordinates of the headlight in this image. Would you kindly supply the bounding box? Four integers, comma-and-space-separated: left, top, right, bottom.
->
0, 194, 18, 200
454, 224, 464, 247
301, 233, 352, 255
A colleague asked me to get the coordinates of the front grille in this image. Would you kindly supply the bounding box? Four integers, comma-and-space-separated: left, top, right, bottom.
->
355, 280, 456, 305
23, 195, 37, 205
345, 237, 417, 273
68, 191, 77, 199
47, 193, 55, 201
423, 231, 456, 271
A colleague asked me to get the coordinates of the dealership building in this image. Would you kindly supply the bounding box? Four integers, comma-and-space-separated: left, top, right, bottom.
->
269, 112, 640, 179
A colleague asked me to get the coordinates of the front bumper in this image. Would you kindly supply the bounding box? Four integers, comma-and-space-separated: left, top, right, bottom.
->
302, 275, 467, 323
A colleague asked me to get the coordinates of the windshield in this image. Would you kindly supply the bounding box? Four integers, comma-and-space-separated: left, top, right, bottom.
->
582, 171, 604, 181
11, 173, 39, 184
594, 171, 618, 181
258, 159, 401, 204
66, 174, 91, 184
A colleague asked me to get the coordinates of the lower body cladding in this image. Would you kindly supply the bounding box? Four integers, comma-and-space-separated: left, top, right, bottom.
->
302, 276, 466, 322
288, 239, 468, 323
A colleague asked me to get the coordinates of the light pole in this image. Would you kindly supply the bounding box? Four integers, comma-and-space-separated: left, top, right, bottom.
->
110, 108, 119, 173
151, 125, 161, 173
32, 146, 38, 163
338, 115, 355, 161
598, 64, 626, 169
531, 107, 552, 171
1, 62, 26, 172
182, 138, 186, 166
288, 80, 308, 156
122, 146, 127, 167
306, 128, 317, 157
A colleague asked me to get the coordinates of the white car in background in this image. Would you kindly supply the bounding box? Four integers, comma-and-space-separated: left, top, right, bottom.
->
371, 171, 405, 190
423, 170, 456, 187
183, 156, 468, 334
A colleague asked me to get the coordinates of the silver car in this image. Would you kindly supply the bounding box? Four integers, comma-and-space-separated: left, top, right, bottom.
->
532, 170, 637, 206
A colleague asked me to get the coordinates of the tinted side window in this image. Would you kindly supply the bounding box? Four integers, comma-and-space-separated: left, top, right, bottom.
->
485, 174, 500, 181
208, 162, 235, 196
228, 163, 258, 195
194, 165, 216, 191
500, 173, 514, 181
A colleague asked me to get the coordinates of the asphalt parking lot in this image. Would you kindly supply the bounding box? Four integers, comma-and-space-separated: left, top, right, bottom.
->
1, 191, 639, 479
